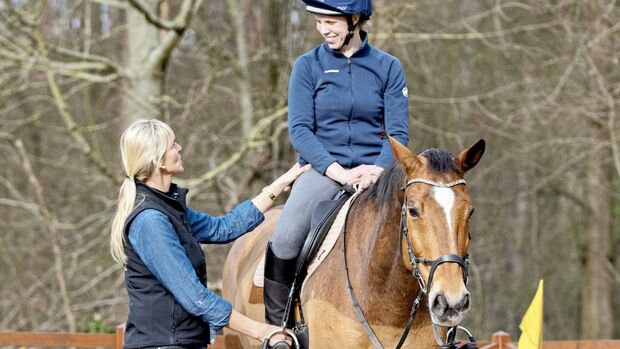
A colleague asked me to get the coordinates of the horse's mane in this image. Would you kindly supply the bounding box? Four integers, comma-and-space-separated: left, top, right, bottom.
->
357, 162, 405, 210
356, 148, 458, 210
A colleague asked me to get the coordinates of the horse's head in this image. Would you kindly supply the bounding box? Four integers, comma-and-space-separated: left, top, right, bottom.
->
390, 137, 485, 327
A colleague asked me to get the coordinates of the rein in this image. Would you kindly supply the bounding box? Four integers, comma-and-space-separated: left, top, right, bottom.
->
343, 177, 477, 349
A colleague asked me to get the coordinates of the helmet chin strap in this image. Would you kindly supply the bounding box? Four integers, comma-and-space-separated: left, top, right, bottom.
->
338, 14, 356, 49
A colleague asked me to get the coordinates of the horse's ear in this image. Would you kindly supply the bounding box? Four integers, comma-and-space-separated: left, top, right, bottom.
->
389, 136, 422, 173
455, 139, 486, 173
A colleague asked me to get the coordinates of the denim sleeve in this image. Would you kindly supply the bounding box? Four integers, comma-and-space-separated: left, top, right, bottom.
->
374, 58, 409, 168
186, 200, 264, 244
128, 209, 232, 332
288, 56, 338, 174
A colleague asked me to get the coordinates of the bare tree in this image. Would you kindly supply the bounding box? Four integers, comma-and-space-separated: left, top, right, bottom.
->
225, 0, 254, 137
0, 0, 618, 340
125, 0, 203, 122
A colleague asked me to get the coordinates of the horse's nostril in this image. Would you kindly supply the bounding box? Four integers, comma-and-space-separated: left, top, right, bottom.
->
456, 293, 471, 312
431, 293, 448, 316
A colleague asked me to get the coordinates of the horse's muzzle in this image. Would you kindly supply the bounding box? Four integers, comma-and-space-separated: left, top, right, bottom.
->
429, 290, 471, 326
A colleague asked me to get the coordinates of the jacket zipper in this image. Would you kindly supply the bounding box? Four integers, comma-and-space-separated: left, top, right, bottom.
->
347, 57, 355, 166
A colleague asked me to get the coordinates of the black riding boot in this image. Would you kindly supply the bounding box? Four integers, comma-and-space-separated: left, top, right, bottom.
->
264, 242, 297, 328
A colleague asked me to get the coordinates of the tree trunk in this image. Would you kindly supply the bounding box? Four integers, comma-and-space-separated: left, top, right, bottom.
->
579, 1, 615, 338
581, 119, 613, 338
125, 2, 163, 123
226, 0, 253, 137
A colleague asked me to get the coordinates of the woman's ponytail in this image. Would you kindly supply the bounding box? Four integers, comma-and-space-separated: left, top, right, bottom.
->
110, 177, 136, 264
109, 119, 174, 265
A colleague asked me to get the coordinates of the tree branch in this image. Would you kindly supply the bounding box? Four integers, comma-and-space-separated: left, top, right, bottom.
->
183, 107, 288, 189
147, 0, 202, 72
128, 0, 192, 32
373, 21, 560, 42
14, 139, 77, 333
45, 71, 117, 182
86, 0, 129, 8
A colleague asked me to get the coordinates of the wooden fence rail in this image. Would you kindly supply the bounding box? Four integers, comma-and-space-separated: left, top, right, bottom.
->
1, 328, 619, 348
0, 324, 124, 349
478, 331, 620, 349
0, 324, 223, 349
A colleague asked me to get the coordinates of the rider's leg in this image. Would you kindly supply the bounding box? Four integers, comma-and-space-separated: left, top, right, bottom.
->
264, 168, 341, 327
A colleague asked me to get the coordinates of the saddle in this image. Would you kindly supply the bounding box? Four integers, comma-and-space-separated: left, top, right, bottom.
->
253, 186, 356, 289
295, 185, 355, 277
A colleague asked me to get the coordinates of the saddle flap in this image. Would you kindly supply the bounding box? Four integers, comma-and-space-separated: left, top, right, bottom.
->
294, 187, 354, 274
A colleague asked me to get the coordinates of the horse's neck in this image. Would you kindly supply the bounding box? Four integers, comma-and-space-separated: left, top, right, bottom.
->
349, 195, 419, 310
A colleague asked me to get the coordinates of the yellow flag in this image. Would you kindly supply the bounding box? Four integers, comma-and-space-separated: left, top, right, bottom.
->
518, 279, 544, 349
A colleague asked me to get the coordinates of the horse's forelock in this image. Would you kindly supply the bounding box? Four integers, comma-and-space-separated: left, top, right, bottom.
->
419, 149, 459, 175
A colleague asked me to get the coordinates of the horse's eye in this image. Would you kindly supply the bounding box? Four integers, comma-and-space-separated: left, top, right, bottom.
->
408, 207, 419, 220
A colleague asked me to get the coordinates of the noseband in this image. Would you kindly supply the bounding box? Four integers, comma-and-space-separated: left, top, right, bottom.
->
400, 178, 470, 296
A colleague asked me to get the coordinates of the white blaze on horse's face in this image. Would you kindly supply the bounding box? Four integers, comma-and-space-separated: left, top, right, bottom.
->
432, 187, 455, 236
429, 186, 469, 327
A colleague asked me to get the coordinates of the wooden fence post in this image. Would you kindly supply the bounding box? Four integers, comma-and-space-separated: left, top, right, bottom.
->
115, 323, 125, 349
479, 331, 517, 349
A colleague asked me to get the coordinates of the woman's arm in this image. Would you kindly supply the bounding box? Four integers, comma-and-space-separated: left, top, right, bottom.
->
129, 212, 289, 346
189, 163, 310, 243
129, 211, 234, 330
187, 202, 264, 244
227, 310, 289, 345
374, 58, 409, 168
288, 56, 337, 175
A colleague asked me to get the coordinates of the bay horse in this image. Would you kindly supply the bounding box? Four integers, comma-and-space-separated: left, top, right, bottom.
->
222, 138, 485, 348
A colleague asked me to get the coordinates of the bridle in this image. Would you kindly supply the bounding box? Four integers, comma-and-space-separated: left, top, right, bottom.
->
343, 177, 478, 349
400, 178, 475, 348
400, 178, 470, 302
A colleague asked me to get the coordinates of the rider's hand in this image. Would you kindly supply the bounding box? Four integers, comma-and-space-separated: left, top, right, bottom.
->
326, 163, 384, 186
346, 165, 383, 189
351, 164, 383, 178
352, 172, 379, 190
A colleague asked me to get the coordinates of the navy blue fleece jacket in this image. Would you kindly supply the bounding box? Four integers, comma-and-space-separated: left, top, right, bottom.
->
288, 31, 409, 175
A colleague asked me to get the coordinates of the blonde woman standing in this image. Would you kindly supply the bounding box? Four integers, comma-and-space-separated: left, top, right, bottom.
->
110, 119, 307, 348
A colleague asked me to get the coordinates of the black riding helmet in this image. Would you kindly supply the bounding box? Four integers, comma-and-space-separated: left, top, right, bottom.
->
302, 0, 372, 48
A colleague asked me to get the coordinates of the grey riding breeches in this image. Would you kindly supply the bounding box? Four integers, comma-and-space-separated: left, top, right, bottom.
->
270, 168, 342, 260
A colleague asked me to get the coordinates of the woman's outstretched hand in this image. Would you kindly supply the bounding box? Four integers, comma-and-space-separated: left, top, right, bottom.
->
252, 163, 311, 213
274, 163, 312, 192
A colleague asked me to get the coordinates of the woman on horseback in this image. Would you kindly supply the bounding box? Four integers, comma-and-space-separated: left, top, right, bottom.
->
264, 0, 410, 329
